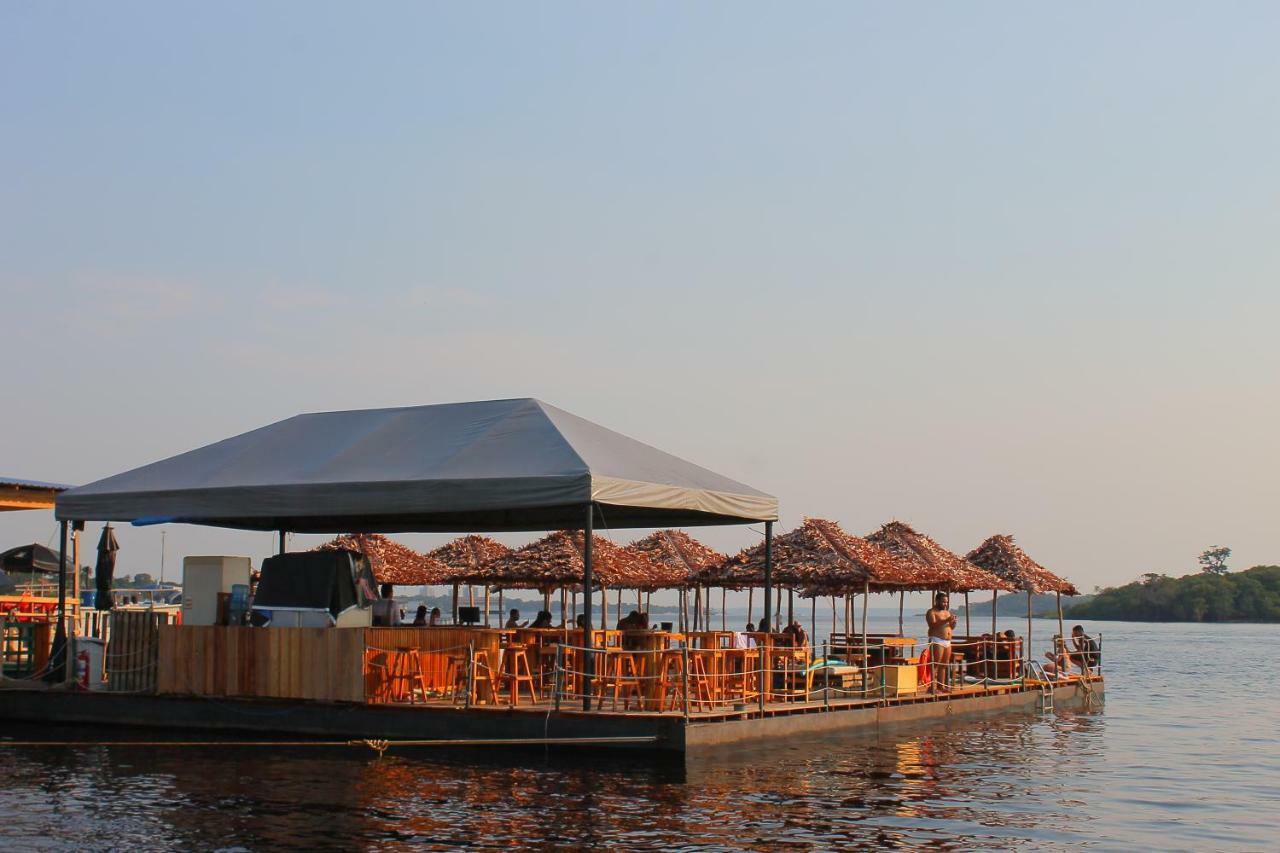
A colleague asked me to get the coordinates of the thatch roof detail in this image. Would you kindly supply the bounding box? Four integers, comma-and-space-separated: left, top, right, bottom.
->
427, 535, 513, 581
314, 533, 452, 586
625, 530, 725, 589
865, 521, 1016, 592
699, 518, 905, 593
965, 534, 1079, 596
455, 531, 669, 591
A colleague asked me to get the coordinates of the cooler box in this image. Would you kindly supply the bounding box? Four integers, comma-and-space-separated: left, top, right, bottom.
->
885, 663, 919, 695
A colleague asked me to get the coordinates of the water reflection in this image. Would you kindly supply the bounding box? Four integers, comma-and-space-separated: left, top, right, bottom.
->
5, 620, 1279, 850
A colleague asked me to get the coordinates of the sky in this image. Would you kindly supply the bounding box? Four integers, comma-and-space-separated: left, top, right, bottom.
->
2, 2, 1278, 599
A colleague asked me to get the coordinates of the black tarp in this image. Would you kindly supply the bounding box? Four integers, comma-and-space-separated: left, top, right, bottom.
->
0, 543, 61, 574
254, 550, 375, 620
95, 525, 120, 611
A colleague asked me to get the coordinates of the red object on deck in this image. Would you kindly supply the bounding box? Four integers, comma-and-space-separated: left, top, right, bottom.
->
918, 646, 932, 686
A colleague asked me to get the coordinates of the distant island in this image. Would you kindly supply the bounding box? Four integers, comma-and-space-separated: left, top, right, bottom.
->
1064, 565, 1280, 622
957, 592, 1094, 619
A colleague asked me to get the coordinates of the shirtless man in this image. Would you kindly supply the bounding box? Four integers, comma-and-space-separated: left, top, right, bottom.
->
925, 591, 958, 691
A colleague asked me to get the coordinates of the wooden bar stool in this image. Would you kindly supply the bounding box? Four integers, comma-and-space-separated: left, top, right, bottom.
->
500, 643, 538, 706
467, 649, 496, 705
596, 650, 643, 711
657, 650, 685, 711
687, 651, 715, 712
445, 652, 469, 703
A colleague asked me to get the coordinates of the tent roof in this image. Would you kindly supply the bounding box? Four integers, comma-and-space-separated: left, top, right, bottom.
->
865, 521, 1017, 593
1, 477, 71, 513
965, 534, 1079, 595
55, 398, 777, 532
313, 534, 454, 586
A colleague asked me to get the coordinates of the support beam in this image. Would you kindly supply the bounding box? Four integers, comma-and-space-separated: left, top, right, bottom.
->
49, 520, 69, 682
581, 502, 594, 711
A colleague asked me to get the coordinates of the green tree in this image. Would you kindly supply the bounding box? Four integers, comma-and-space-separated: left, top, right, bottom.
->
1199, 546, 1231, 575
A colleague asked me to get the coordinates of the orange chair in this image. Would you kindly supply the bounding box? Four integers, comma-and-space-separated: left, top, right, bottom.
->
364, 649, 393, 704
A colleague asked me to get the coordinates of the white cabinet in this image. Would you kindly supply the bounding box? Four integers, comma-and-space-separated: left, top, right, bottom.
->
182, 556, 252, 625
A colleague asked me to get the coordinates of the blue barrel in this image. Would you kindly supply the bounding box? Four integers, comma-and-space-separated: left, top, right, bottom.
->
80, 591, 96, 608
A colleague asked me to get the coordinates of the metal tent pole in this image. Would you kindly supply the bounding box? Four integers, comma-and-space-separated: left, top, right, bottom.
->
278, 530, 286, 555
761, 521, 773, 637
49, 520, 69, 682
581, 502, 595, 711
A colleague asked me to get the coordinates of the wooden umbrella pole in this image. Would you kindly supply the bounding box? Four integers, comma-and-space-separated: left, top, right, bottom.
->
830, 596, 836, 637
721, 588, 726, 631
451, 583, 459, 624
844, 595, 852, 642
693, 587, 700, 631
810, 595, 817, 656
560, 587, 566, 626
468, 585, 474, 607
898, 591, 904, 636
645, 590, 651, 616
861, 581, 869, 674
600, 585, 607, 631
1057, 591, 1065, 662
747, 587, 754, 626
1026, 591, 1033, 663
964, 591, 971, 638
787, 587, 794, 627
990, 589, 997, 639
486, 587, 493, 627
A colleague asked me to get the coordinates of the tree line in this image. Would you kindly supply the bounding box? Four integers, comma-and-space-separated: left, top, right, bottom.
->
1065, 564, 1280, 622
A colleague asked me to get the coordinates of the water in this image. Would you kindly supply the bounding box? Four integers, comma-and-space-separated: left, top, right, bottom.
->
2, 618, 1277, 851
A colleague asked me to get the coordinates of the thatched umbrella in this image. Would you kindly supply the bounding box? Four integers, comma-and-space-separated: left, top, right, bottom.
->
966, 534, 1078, 663
866, 521, 1016, 642
717, 518, 902, 651
428, 535, 513, 625
315, 533, 452, 586
464, 531, 664, 630
625, 530, 723, 631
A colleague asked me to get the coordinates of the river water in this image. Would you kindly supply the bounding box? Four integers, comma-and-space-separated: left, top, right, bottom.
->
1, 618, 1276, 851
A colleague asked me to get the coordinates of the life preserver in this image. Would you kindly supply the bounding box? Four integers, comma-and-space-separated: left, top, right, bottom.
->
918, 646, 932, 685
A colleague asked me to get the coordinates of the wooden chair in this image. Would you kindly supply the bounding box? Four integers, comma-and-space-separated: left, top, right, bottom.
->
687, 651, 715, 712
364, 649, 393, 704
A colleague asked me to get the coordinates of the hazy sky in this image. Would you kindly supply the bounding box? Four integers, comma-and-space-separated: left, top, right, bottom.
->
3, 3, 1277, 595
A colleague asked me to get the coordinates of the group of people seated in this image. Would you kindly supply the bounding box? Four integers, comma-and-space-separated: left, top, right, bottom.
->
965, 630, 1023, 679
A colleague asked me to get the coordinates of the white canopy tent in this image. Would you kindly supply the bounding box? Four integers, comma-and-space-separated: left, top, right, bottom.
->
56, 398, 777, 532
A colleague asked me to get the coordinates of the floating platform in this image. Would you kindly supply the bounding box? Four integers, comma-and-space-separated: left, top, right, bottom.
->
0, 677, 1102, 754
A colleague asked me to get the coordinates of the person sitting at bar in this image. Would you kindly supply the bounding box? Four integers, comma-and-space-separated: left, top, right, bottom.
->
734, 627, 757, 649
617, 610, 643, 630
925, 592, 956, 692
784, 620, 809, 651
412, 604, 428, 626
373, 584, 400, 627
428, 607, 442, 626
744, 622, 756, 633
575, 613, 588, 629
505, 608, 525, 629
530, 610, 553, 628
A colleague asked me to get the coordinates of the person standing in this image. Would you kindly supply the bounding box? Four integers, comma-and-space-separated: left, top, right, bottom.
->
925, 591, 957, 692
